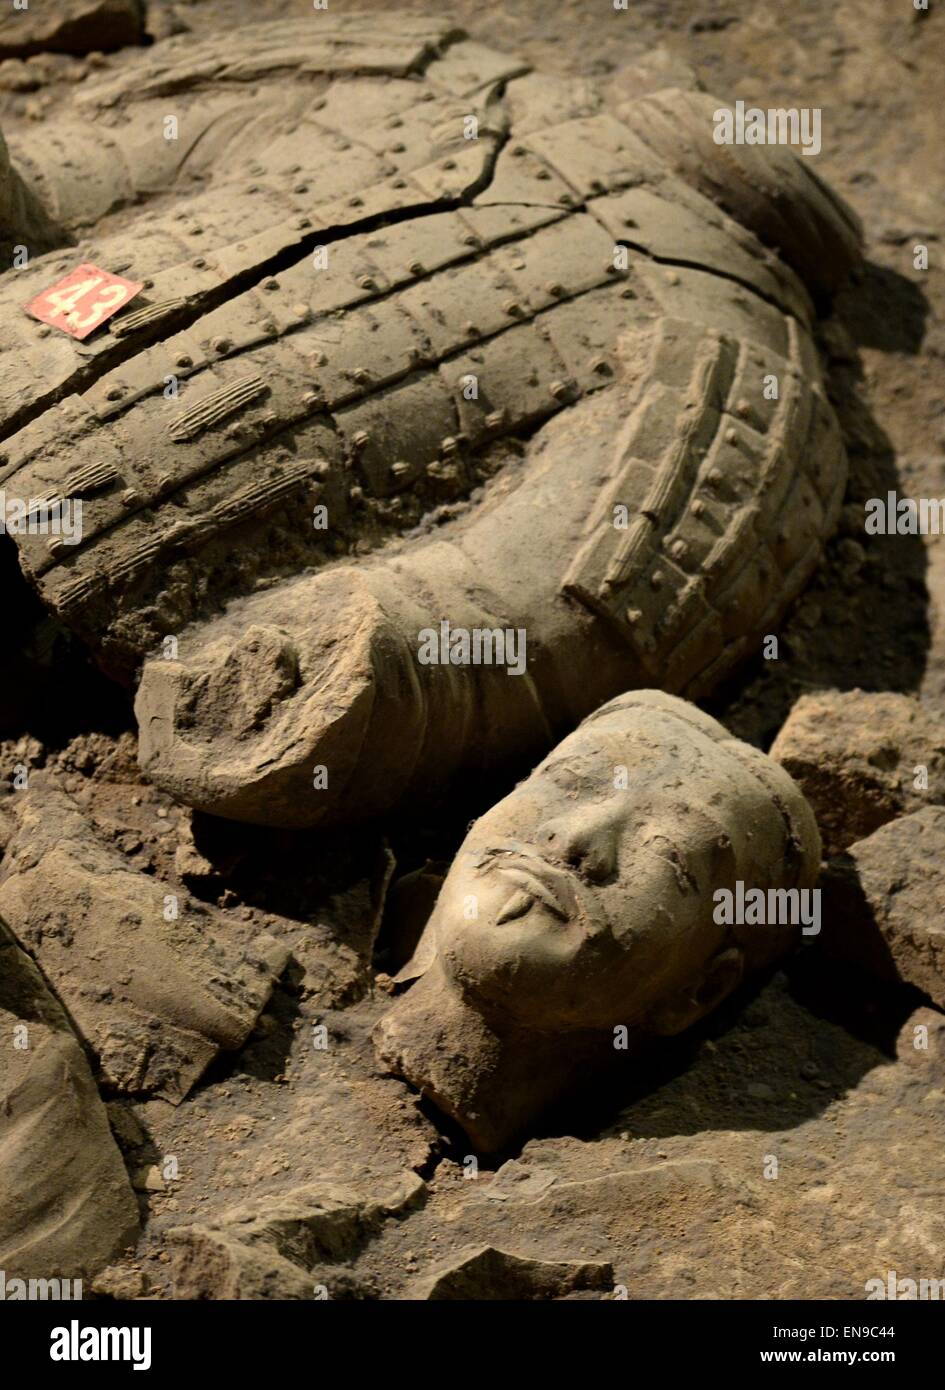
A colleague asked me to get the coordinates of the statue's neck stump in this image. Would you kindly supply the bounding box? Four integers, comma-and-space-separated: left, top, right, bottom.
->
373, 964, 629, 1153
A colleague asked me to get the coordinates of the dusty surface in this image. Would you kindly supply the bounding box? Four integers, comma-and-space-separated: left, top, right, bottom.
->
0, 776, 291, 1102
0, 914, 140, 1281
0, 0, 943, 1301
822, 807, 945, 1009
770, 689, 945, 857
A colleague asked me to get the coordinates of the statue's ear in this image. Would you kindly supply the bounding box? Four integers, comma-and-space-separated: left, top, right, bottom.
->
647, 947, 745, 1037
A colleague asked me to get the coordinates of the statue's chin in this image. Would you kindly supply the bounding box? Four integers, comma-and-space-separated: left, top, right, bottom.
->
372, 961, 634, 1153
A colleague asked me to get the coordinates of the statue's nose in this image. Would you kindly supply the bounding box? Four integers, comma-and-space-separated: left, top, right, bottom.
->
539, 807, 621, 882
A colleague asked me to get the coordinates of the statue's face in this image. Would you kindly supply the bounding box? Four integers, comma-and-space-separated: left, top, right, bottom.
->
430, 706, 735, 1032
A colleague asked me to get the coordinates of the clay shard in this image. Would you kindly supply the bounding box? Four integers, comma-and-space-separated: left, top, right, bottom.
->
166, 1173, 425, 1299
770, 689, 945, 857
374, 690, 821, 1151
0, 124, 64, 266
411, 1246, 614, 1300
0, 778, 289, 1101
0, 916, 139, 1280
820, 807, 945, 1009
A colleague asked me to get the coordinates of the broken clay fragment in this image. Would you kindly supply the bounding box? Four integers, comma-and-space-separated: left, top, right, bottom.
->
770, 688, 945, 857
166, 1173, 425, 1299
0, 777, 289, 1101
0, 916, 139, 1281
820, 806, 945, 1008
411, 1245, 614, 1300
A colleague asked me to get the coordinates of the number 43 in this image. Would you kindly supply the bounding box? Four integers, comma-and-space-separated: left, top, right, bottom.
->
44, 277, 131, 331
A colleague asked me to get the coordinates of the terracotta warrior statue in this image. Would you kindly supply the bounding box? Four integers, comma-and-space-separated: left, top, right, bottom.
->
0, 14, 842, 1155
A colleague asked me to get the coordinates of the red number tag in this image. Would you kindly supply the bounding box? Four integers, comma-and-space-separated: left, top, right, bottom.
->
25, 263, 144, 340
